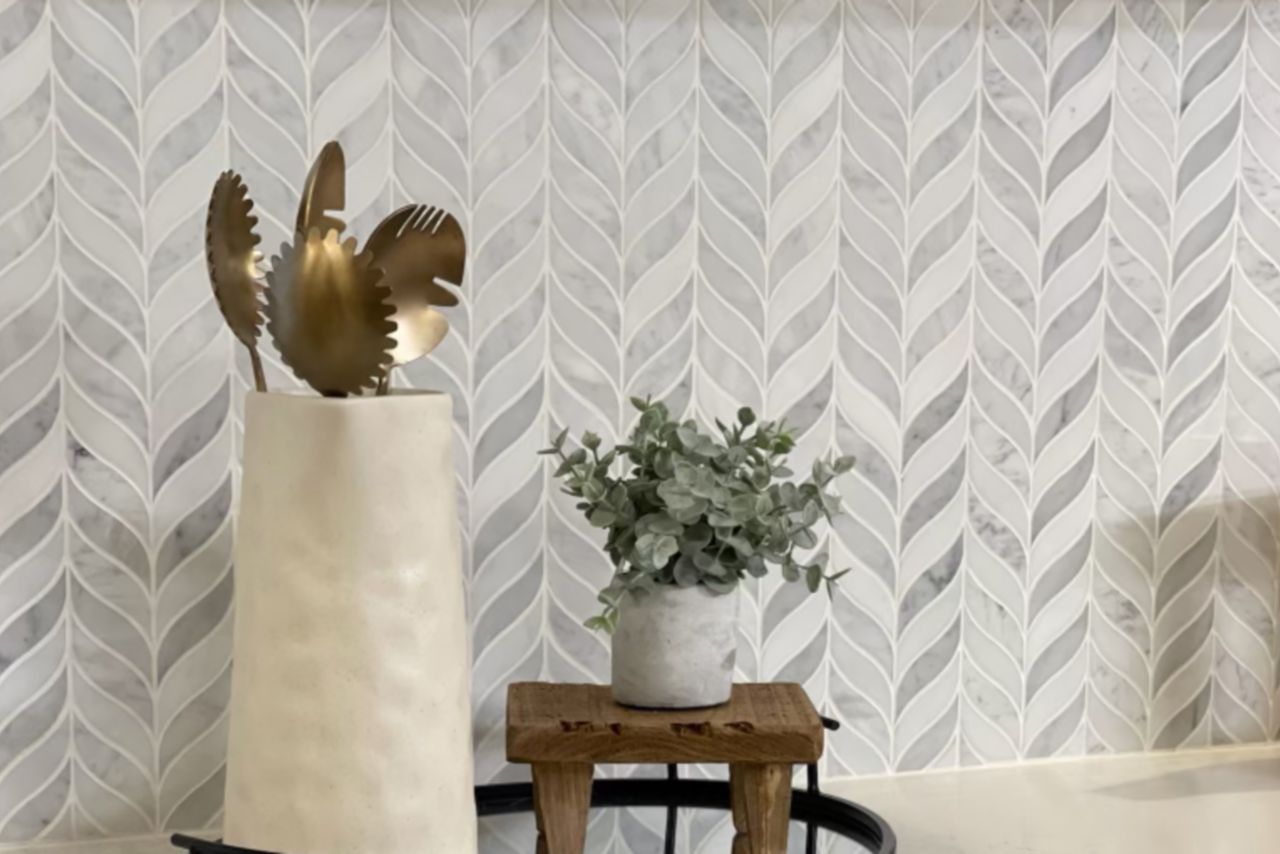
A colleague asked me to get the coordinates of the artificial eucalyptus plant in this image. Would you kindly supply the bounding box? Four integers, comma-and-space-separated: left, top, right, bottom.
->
542, 397, 855, 632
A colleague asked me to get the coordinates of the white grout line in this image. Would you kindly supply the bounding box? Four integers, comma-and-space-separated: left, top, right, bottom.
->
0, 833, 191, 854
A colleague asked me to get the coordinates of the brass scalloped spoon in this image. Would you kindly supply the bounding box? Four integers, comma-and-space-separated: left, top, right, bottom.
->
364, 204, 466, 393
265, 229, 397, 397
273, 139, 396, 396
206, 171, 268, 392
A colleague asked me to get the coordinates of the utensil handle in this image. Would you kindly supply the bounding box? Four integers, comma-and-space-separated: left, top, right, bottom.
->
249, 347, 267, 393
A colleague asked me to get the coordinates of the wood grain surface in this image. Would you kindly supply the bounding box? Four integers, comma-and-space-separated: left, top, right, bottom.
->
507, 682, 823, 764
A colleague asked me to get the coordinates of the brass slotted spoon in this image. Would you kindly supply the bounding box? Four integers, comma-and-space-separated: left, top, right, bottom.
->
364, 204, 466, 394
297, 140, 346, 238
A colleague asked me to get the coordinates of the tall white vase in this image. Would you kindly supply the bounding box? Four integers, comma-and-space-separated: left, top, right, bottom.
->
223, 391, 476, 854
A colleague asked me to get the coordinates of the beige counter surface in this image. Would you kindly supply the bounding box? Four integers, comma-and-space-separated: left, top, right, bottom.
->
825, 743, 1280, 853
3, 745, 1277, 853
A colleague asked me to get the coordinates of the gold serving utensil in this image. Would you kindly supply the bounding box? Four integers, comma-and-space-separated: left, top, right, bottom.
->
206, 171, 268, 392
264, 229, 397, 397
373, 309, 449, 395
364, 204, 466, 394
205, 141, 464, 398
296, 140, 346, 237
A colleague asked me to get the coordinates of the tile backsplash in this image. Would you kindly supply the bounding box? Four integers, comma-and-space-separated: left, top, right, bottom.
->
3, 0, 1280, 842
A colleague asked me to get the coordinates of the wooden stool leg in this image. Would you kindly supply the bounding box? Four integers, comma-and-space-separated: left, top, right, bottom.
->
730, 763, 792, 854
532, 762, 593, 854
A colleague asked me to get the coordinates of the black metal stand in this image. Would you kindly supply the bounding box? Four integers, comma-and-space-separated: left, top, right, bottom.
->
172, 782, 893, 854
171, 719, 895, 853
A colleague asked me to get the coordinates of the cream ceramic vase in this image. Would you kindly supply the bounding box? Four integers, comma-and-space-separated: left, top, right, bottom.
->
611, 585, 739, 708
222, 391, 476, 854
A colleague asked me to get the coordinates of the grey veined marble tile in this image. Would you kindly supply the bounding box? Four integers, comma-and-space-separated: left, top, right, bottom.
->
0, 0, 1278, 844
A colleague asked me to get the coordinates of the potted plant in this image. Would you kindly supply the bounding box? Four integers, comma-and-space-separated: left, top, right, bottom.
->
543, 398, 853, 708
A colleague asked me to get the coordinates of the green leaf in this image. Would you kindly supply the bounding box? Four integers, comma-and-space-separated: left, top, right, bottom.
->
703, 577, 737, 595
805, 564, 822, 593
687, 471, 716, 500
683, 523, 713, 550
701, 559, 730, 578
653, 535, 679, 568
676, 425, 701, 449
750, 467, 770, 490
670, 500, 706, 524
674, 555, 700, 587
654, 449, 675, 479
647, 514, 684, 536
588, 507, 617, 528
793, 528, 819, 549
824, 568, 851, 598
728, 494, 757, 520
692, 441, 719, 459
706, 511, 735, 528
581, 479, 606, 502
658, 480, 696, 510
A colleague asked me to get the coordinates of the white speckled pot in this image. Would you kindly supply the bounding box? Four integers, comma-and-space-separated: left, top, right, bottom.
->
222, 391, 476, 854
611, 585, 739, 708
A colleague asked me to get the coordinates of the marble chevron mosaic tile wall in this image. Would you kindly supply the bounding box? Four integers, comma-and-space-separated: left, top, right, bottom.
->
4, 0, 1280, 843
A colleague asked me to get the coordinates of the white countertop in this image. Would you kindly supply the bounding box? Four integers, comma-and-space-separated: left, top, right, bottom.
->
4, 746, 1277, 853
824, 744, 1280, 853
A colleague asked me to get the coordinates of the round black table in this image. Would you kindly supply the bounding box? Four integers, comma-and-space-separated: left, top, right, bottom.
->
171, 775, 895, 853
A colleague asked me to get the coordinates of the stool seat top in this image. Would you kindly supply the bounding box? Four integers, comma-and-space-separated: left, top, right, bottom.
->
506, 682, 824, 764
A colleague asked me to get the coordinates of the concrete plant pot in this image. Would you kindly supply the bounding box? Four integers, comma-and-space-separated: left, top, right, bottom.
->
222, 391, 476, 854
611, 585, 739, 709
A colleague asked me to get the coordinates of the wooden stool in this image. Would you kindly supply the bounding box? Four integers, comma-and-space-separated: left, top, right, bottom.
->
506, 682, 824, 854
